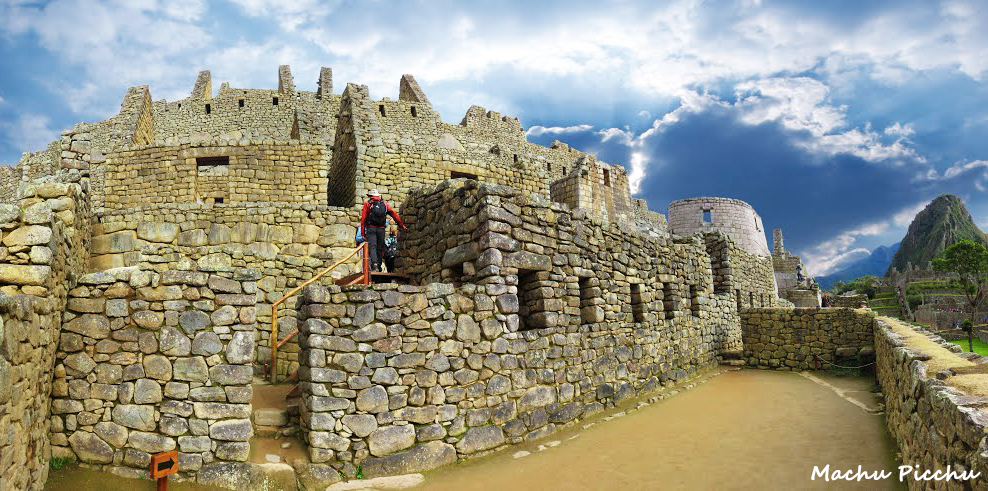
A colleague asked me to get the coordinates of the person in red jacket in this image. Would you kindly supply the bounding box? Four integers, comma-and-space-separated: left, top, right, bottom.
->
360, 189, 406, 272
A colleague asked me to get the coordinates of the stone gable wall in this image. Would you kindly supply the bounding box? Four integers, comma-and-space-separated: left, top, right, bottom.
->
49, 265, 258, 482
740, 308, 875, 370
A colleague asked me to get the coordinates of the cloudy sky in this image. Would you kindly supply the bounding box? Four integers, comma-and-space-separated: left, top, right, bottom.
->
1, 0, 987, 275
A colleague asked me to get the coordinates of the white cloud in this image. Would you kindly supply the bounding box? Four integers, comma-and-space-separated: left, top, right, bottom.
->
1, 113, 58, 157
884, 122, 915, 137
228, 0, 341, 31
525, 124, 593, 137
802, 200, 929, 276
638, 110, 651, 119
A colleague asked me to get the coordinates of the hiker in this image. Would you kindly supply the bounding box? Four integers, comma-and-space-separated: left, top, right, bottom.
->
383, 228, 398, 273
360, 189, 406, 272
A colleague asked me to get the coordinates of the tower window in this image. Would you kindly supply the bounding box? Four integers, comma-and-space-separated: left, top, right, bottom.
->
702, 210, 712, 224
513, 154, 518, 164
205, 104, 211, 114
562, 166, 567, 175
603, 169, 611, 186
272, 97, 279, 106
411, 106, 417, 117
239, 99, 244, 108
379, 105, 386, 117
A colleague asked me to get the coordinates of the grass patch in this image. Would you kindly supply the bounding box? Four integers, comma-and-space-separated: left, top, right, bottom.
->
50, 457, 70, 471
948, 338, 988, 356
825, 366, 866, 377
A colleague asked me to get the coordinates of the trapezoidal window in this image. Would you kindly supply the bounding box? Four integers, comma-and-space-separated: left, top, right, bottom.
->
238, 99, 244, 108
546, 163, 551, 172
410, 106, 417, 117
749, 292, 754, 308
735, 289, 742, 310
630, 283, 646, 323
702, 209, 712, 224
662, 282, 676, 319
272, 97, 279, 106
197, 156, 229, 176
579, 277, 599, 324
451, 171, 478, 180
513, 154, 518, 164
689, 285, 701, 318
205, 104, 211, 114
603, 169, 611, 186
518, 269, 554, 331
562, 166, 567, 175
379, 105, 386, 117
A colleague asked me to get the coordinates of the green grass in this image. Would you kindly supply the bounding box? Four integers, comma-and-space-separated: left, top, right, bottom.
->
50, 457, 70, 471
949, 338, 988, 356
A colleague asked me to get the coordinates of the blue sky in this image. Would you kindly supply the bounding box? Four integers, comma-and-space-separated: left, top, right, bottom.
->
1, 0, 987, 276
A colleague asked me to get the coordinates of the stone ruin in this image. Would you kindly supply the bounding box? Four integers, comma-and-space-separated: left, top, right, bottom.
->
0, 66, 815, 489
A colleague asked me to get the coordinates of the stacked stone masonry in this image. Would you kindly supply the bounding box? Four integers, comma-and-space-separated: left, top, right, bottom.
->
0, 179, 91, 491
875, 319, 988, 489
740, 308, 875, 370
668, 197, 771, 257
50, 265, 258, 482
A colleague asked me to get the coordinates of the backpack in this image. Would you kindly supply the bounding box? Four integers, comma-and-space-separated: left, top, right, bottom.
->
368, 200, 388, 227
384, 237, 397, 259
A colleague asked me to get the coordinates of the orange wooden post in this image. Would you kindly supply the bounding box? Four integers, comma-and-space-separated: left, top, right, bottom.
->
151, 451, 178, 490
363, 242, 370, 284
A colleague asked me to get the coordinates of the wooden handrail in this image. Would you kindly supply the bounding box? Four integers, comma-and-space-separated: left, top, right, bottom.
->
271, 241, 369, 383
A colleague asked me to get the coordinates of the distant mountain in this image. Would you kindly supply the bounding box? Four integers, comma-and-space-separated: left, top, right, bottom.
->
886, 194, 988, 275
816, 242, 900, 291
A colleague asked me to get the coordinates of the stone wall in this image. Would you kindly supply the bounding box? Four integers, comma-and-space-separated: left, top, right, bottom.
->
49, 265, 258, 482
0, 179, 91, 490
97, 144, 329, 210
668, 197, 770, 257
740, 308, 875, 370
295, 281, 724, 478
92, 202, 360, 377
875, 318, 988, 489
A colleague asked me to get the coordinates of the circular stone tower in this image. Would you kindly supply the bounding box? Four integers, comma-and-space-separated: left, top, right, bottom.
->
667, 197, 771, 256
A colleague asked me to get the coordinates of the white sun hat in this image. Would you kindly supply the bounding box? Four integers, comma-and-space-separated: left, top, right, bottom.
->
367, 189, 381, 197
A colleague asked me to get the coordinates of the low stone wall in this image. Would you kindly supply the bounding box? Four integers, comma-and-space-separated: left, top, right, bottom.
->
49, 265, 258, 482
297, 282, 723, 478
875, 318, 988, 489
833, 293, 868, 308
740, 308, 875, 370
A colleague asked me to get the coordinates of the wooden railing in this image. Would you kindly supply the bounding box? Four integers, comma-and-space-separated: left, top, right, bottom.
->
270, 242, 369, 383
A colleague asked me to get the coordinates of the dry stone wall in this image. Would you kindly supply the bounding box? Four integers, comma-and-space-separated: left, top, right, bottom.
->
740, 308, 875, 370
0, 179, 91, 490
93, 203, 360, 378
296, 281, 722, 478
875, 318, 988, 489
50, 265, 258, 482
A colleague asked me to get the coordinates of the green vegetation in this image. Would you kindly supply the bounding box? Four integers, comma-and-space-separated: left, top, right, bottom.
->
906, 280, 974, 295
949, 338, 988, 356
356, 465, 364, 480
50, 457, 70, 471
831, 276, 880, 298
933, 240, 988, 353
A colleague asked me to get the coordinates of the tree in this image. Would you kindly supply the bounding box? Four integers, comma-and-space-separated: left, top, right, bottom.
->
932, 240, 988, 353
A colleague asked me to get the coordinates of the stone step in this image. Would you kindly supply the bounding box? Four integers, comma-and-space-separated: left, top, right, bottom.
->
254, 408, 288, 427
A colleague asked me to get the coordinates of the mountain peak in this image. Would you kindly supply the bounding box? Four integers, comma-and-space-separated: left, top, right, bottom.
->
886, 194, 986, 275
